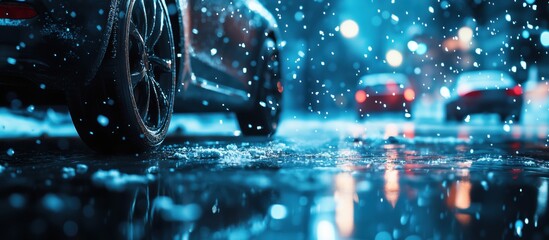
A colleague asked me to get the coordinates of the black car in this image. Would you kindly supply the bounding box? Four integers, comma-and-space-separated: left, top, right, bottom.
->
445, 70, 523, 123
0, 0, 282, 152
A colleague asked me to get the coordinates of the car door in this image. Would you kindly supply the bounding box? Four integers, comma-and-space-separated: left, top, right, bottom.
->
188, 0, 256, 92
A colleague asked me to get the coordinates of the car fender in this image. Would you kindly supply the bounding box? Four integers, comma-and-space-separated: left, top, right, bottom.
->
41, 0, 119, 88
243, 0, 281, 105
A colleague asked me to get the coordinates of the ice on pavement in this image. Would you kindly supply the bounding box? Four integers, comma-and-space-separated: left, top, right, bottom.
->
194, 148, 223, 159
170, 152, 188, 160
153, 196, 202, 222
91, 169, 155, 191
476, 157, 548, 169
169, 142, 288, 165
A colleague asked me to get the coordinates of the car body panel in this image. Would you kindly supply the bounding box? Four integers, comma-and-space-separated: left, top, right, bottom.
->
166, 0, 279, 112
0, 0, 118, 90
454, 70, 515, 96
445, 71, 523, 119
0, 0, 280, 114
356, 73, 414, 114
447, 91, 522, 114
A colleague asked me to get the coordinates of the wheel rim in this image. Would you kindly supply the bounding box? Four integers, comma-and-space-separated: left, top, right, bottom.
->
262, 44, 282, 127
128, 0, 174, 131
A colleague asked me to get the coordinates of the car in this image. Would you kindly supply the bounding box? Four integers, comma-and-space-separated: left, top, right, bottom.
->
444, 70, 523, 123
0, 0, 283, 152
355, 73, 415, 119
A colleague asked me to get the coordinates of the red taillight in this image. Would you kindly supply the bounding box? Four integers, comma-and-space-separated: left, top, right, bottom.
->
506, 86, 523, 96
0, 3, 37, 19
404, 89, 415, 101
355, 90, 367, 103
460, 91, 482, 98
276, 81, 284, 93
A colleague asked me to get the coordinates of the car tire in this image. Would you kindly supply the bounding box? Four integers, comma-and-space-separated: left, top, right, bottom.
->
237, 39, 282, 136
67, 0, 176, 153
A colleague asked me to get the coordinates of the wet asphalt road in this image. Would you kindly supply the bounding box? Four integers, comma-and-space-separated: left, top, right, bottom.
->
0, 115, 548, 239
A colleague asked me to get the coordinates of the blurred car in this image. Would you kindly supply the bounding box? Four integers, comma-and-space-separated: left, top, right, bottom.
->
445, 70, 523, 122
0, 0, 282, 152
355, 73, 415, 119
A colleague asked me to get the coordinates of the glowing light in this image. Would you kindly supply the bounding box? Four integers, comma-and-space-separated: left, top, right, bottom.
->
458, 27, 473, 48
384, 124, 399, 139
407, 41, 418, 52
416, 43, 428, 55
455, 180, 472, 209
522, 30, 530, 39
536, 180, 548, 216
269, 204, 288, 220
6, 57, 16, 65
513, 86, 523, 95
541, 31, 549, 47
340, 20, 359, 39
403, 122, 415, 139
404, 89, 415, 101
440, 86, 451, 99
384, 151, 400, 208
294, 11, 304, 22
447, 170, 472, 226
386, 50, 403, 67
277, 81, 284, 93
317, 220, 336, 240
384, 169, 399, 208
458, 27, 473, 41
334, 173, 355, 237
355, 90, 367, 103
97, 115, 109, 127
457, 126, 470, 141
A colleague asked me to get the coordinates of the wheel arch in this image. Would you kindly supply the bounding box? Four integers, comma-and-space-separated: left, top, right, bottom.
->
81, 0, 121, 86
247, 33, 280, 108
164, 0, 190, 93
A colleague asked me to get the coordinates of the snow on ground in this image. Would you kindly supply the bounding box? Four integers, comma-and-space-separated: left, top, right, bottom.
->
0, 98, 547, 141
0, 108, 77, 138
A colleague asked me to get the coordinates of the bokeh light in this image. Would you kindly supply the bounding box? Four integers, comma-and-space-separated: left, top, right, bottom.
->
404, 89, 416, 101
541, 31, 549, 47
269, 204, 288, 220
340, 19, 359, 39
440, 86, 451, 99
407, 41, 419, 52
355, 90, 367, 103
386, 50, 403, 67
416, 43, 428, 55
458, 27, 473, 43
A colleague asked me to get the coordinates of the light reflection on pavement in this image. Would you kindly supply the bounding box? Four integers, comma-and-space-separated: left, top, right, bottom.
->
0, 111, 548, 239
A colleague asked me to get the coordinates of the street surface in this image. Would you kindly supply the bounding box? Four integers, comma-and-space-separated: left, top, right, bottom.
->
0, 112, 548, 239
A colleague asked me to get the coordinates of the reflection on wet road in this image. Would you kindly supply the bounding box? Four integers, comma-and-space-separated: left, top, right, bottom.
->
0, 116, 548, 239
